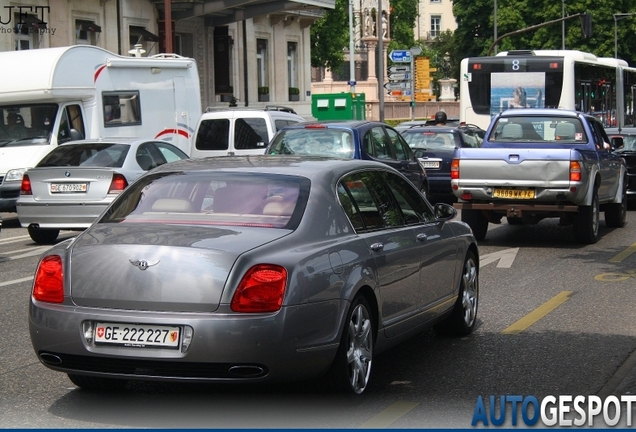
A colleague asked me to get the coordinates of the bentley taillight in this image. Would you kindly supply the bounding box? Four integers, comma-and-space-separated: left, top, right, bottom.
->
33, 255, 64, 303
231, 265, 288, 313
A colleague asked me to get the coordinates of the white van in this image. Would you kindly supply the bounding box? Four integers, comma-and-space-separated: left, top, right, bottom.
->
190, 106, 305, 158
0, 45, 201, 212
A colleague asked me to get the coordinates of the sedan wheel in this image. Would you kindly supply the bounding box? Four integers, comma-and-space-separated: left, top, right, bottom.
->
324, 295, 374, 395
434, 250, 479, 336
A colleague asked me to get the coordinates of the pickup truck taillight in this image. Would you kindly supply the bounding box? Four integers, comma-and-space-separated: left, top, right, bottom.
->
450, 159, 460, 179
570, 161, 581, 182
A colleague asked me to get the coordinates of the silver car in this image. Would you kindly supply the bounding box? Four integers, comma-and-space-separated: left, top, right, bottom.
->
17, 138, 188, 244
29, 156, 479, 395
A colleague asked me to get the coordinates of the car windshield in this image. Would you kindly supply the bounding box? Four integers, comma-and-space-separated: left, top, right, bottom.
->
0, 104, 58, 147
402, 131, 459, 149
616, 135, 636, 152
36, 143, 130, 168
489, 117, 588, 143
268, 128, 355, 158
99, 171, 310, 230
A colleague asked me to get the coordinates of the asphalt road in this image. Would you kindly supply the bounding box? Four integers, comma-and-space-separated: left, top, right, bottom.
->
1, 210, 636, 428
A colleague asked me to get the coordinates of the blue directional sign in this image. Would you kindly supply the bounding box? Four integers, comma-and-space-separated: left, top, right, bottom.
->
389, 50, 411, 63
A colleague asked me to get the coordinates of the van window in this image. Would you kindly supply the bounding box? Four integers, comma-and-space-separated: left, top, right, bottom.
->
234, 118, 268, 149
103, 91, 142, 127
195, 118, 229, 151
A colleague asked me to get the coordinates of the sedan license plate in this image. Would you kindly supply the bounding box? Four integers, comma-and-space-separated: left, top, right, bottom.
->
95, 322, 180, 348
421, 161, 440, 169
51, 183, 87, 193
493, 188, 535, 199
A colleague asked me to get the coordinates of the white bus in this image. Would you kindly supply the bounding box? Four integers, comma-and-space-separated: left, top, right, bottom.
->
459, 49, 636, 131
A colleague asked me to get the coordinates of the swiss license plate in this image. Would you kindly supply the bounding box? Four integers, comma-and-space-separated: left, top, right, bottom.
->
493, 189, 535, 199
95, 322, 180, 348
421, 161, 440, 169
50, 183, 87, 193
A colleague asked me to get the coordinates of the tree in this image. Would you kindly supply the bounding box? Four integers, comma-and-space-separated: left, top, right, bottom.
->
310, 0, 350, 71
452, 0, 636, 66
388, 0, 418, 52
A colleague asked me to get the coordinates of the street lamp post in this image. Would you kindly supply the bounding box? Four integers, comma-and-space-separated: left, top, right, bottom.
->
614, 12, 636, 59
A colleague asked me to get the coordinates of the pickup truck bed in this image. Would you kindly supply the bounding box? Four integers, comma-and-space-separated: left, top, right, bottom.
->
451, 109, 627, 244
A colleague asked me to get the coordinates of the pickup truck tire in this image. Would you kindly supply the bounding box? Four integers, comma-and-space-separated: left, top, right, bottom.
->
604, 180, 627, 228
461, 209, 488, 241
573, 189, 599, 244
434, 250, 478, 336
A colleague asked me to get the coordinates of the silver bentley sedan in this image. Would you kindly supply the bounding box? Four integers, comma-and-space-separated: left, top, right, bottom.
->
28, 156, 479, 395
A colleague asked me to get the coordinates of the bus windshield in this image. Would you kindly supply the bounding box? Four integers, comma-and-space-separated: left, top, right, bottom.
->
460, 50, 633, 131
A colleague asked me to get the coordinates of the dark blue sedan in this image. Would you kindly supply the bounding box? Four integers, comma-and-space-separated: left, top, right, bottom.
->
400, 125, 482, 202
266, 120, 429, 198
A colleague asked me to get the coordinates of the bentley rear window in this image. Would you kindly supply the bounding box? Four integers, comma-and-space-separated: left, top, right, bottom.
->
100, 172, 310, 230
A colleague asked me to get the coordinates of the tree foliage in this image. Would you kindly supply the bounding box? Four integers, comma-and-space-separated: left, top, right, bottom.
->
452, 0, 636, 66
388, 0, 418, 52
310, 0, 350, 70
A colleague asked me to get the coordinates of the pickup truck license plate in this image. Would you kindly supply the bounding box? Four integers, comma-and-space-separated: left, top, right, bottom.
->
493, 189, 535, 199
95, 322, 180, 348
51, 183, 87, 193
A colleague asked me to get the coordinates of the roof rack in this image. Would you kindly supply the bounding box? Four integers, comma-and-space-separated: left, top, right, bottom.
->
264, 105, 297, 114
204, 105, 297, 114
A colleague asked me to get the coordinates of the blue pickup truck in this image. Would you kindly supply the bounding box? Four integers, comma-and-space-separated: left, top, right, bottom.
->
451, 109, 627, 244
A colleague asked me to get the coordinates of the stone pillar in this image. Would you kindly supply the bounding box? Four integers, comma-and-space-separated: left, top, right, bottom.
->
439, 78, 457, 101
363, 38, 377, 84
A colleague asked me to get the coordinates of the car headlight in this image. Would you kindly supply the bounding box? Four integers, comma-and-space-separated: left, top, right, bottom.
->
5, 168, 28, 182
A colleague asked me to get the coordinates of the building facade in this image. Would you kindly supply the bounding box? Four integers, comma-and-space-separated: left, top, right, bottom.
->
0, 0, 329, 118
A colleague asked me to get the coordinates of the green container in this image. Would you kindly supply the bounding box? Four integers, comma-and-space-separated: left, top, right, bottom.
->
311, 93, 366, 121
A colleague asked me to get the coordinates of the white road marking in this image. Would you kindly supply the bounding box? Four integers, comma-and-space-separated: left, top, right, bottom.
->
480, 247, 519, 268
0, 276, 33, 287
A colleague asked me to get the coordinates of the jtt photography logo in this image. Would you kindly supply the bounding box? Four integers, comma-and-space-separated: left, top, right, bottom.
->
0, 5, 55, 35
472, 394, 636, 427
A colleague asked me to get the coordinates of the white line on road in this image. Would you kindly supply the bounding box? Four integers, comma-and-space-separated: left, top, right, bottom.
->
0, 276, 33, 287
0, 246, 49, 261
480, 247, 519, 268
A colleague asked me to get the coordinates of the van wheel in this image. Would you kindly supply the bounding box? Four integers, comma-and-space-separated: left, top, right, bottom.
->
461, 209, 488, 241
28, 226, 59, 244
605, 179, 627, 228
574, 189, 599, 244
434, 250, 479, 336
67, 374, 128, 391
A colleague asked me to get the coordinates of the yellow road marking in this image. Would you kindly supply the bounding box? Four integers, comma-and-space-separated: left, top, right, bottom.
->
502, 291, 573, 335
609, 242, 636, 263
359, 401, 419, 428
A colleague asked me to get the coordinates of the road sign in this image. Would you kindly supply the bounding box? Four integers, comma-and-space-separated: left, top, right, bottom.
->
384, 81, 411, 90
389, 65, 411, 73
389, 50, 411, 63
389, 73, 411, 81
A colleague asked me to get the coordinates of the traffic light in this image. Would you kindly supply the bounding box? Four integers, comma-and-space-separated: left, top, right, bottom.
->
580, 12, 592, 39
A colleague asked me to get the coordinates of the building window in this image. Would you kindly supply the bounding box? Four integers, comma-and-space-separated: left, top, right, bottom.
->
129, 26, 160, 55
174, 33, 194, 58
75, 20, 101, 46
287, 42, 298, 89
13, 13, 46, 50
430, 0, 441, 3
430, 16, 441, 38
257, 39, 269, 87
